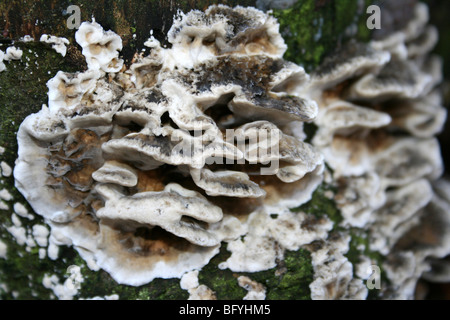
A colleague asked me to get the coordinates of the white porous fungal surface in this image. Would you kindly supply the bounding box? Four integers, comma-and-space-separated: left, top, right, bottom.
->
1, 161, 12, 177
9, 3, 450, 300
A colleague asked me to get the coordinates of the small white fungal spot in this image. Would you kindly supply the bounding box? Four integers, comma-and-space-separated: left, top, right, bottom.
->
0, 240, 7, 259
0, 189, 13, 201
20, 35, 34, 42
0, 200, 9, 210
38, 248, 47, 259
6, 225, 27, 246
11, 213, 22, 227
0, 162, 12, 177
180, 270, 200, 290
13, 202, 30, 219
4, 47, 23, 61
32, 224, 50, 247
47, 241, 60, 260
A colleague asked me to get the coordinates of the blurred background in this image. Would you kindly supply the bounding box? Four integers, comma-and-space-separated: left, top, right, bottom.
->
423, 0, 450, 299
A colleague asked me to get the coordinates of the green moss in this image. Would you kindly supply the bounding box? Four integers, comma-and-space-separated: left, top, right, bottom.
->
198, 246, 248, 300
244, 249, 313, 300
0, 241, 79, 299
272, 0, 374, 71
0, 41, 83, 300
0, 42, 80, 165
198, 245, 314, 300
346, 229, 382, 265
271, 0, 324, 70
290, 182, 388, 300
291, 183, 343, 227
344, 228, 387, 300
303, 122, 318, 144
57, 254, 189, 300
335, 0, 358, 33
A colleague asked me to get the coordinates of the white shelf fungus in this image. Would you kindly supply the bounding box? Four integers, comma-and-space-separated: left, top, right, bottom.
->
14, 5, 323, 286
12, 2, 450, 299
304, 1, 450, 299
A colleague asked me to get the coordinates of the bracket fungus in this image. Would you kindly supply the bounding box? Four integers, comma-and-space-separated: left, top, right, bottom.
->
10, 2, 450, 299
302, 1, 450, 299
14, 6, 323, 286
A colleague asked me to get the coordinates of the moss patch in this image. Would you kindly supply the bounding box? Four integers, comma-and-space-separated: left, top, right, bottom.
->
272, 0, 374, 71
0, 41, 81, 300
291, 182, 343, 226
75, 258, 189, 300
0, 41, 82, 165
243, 249, 313, 300
198, 245, 314, 300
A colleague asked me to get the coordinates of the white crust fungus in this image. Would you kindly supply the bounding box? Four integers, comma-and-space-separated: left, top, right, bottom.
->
0, 50, 6, 72
180, 270, 217, 300
219, 208, 332, 272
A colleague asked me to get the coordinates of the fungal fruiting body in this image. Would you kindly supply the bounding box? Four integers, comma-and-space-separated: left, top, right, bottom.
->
12, 4, 450, 299
305, 3, 450, 299
0, 46, 23, 72
14, 6, 324, 286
